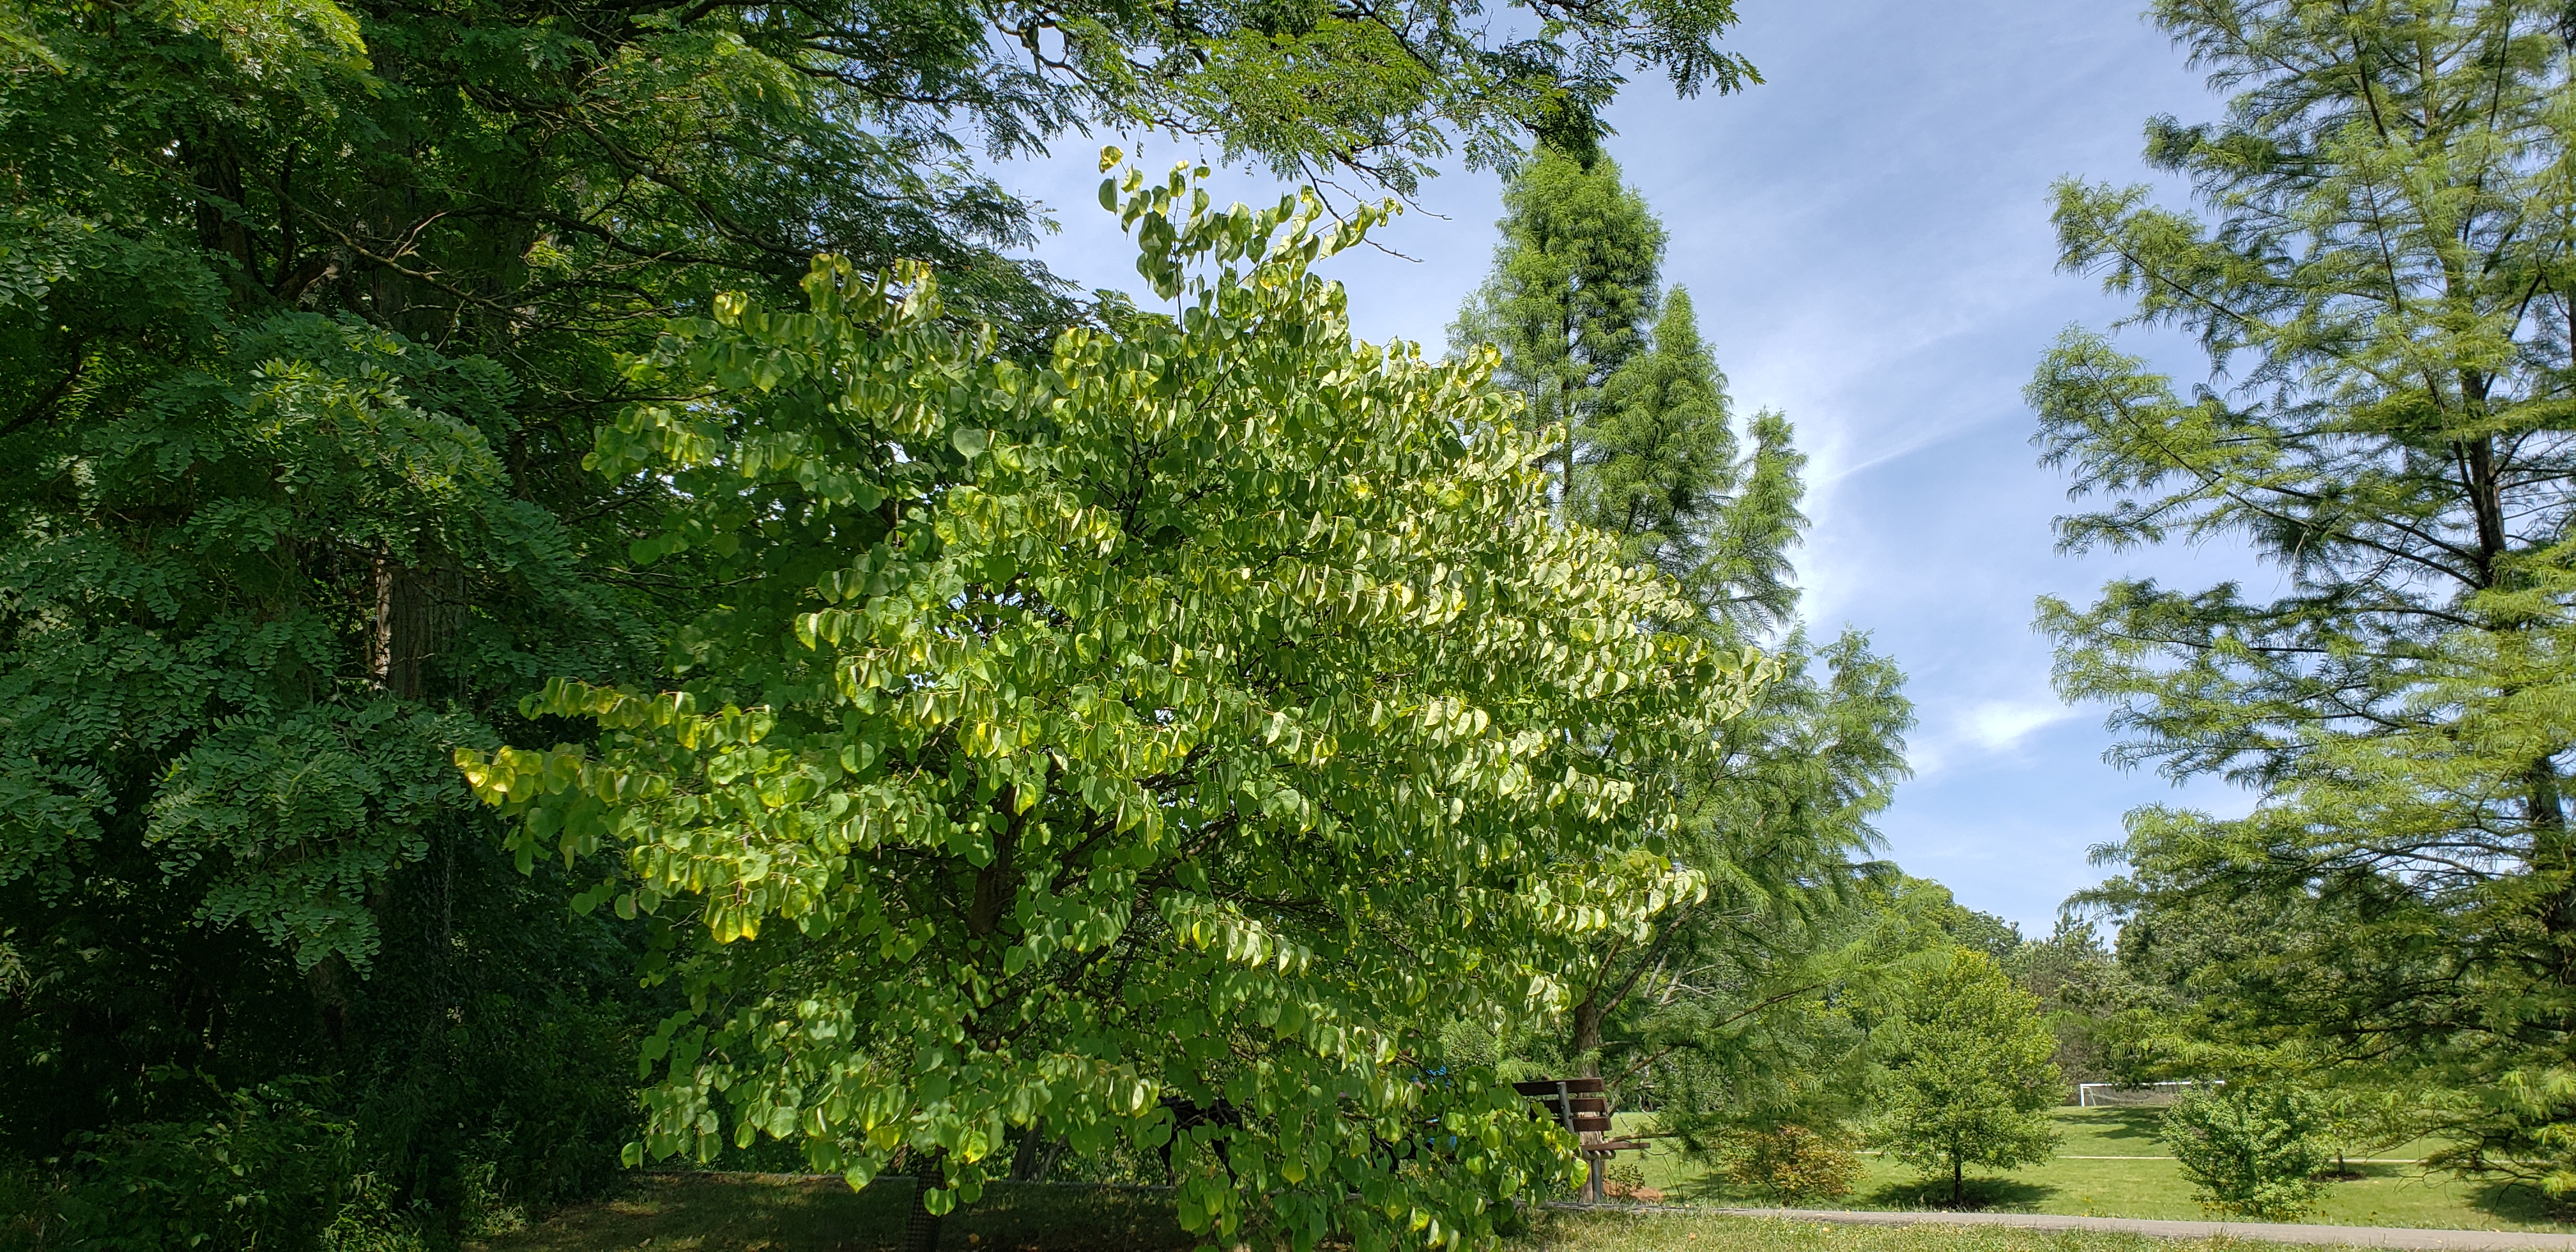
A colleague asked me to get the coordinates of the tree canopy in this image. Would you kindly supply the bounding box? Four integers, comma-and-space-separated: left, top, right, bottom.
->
0, 0, 1768, 1238
458, 162, 1774, 1251
1873, 949, 2062, 1205
2032, 0, 2576, 1198
1452, 146, 1666, 499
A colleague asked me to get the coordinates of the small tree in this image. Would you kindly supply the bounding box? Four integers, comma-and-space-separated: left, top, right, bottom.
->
1874, 949, 2063, 1205
2161, 1085, 2332, 1219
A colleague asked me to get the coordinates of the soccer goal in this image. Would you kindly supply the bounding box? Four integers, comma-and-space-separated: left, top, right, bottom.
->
2075, 1081, 2218, 1107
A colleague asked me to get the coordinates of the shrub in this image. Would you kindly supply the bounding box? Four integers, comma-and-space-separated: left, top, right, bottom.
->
0, 1159, 68, 1252
2159, 1083, 2333, 1219
57, 1081, 365, 1252
1722, 1124, 1863, 1205
1599, 1160, 1660, 1202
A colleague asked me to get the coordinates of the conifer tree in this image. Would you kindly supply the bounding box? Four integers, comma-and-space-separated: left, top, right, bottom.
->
2033, 0, 2576, 1196
1452, 146, 1664, 502
1583, 288, 1802, 630
1453, 156, 1915, 1125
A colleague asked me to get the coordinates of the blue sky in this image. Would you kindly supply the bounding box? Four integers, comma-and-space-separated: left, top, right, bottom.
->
988, 0, 2271, 935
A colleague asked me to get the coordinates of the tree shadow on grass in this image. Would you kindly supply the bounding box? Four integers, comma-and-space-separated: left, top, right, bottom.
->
1856, 1175, 2061, 1213
2465, 1177, 2575, 1229
473, 1175, 1200, 1252
2069, 1108, 2165, 1146
1652, 1170, 2062, 1214
1655, 1171, 1755, 1206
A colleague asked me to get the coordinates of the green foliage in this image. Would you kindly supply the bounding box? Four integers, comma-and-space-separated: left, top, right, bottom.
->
0, 1159, 67, 1252
1997, 918, 2174, 1088
1873, 949, 2062, 1205
2159, 1085, 2332, 1221
2032, 0, 2576, 1198
1452, 147, 1666, 496
1448, 134, 1913, 1164
1585, 291, 1801, 631
0, 0, 1765, 1233
56, 1081, 366, 1252
1718, 1124, 1863, 1205
457, 160, 1774, 1251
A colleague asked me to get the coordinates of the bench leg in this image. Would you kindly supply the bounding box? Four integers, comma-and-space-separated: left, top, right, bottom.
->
1585, 1154, 1602, 1203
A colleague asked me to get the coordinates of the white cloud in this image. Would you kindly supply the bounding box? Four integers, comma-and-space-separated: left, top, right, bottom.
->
1910, 698, 2082, 779
1961, 699, 2079, 753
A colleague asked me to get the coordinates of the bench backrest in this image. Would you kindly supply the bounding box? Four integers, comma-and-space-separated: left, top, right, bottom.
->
1511, 1078, 1611, 1134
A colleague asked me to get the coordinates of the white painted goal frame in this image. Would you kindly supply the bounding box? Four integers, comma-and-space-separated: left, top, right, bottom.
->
2076, 1081, 2219, 1107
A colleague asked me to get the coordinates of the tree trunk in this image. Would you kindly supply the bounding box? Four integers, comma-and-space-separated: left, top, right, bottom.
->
1951, 1156, 1963, 1206
966, 804, 1018, 939
1570, 995, 1604, 1079
903, 1148, 945, 1252
1008, 1127, 1064, 1182
369, 556, 464, 701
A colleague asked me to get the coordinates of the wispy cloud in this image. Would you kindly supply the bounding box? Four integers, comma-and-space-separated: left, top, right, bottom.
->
1963, 699, 2079, 752
1910, 698, 2082, 779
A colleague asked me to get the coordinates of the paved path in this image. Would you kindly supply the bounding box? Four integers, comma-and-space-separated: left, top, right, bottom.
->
1712, 1208, 2576, 1250
2041, 1157, 2426, 1164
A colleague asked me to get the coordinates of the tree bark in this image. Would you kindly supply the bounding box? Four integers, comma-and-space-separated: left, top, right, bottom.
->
967, 799, 1018, 940
1570, 994, 1604, 1079
903, 1147, 946, 1252
369, 556, 464, 700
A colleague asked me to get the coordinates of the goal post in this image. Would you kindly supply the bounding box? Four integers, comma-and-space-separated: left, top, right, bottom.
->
2075, 1081, 2218, 1107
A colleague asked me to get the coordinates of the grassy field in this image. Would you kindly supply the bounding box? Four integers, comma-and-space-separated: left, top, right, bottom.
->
469, 1175, 2452, 1252
1515, 1212, 2379, 1252
471, 1173, 1198, 1252
1618, 1108, 2566, 1233
461, 1109, 2572, 1252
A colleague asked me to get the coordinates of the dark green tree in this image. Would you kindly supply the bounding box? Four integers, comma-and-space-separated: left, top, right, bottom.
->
1583, 289, 1802, 630
1446, 146, 1915, 1142
2032, 0, 2576, 1200
1452, 146, 1666, 501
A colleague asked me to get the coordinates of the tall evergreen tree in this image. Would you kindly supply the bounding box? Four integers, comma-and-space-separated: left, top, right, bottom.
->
1451, 156, 1915, 1127
1583, 288, 1802, 630
1452, 146, 1664, 502
2032, 0, 2576, 1198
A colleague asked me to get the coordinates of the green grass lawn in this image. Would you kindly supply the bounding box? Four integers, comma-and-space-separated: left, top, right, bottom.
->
466, 1174, 2499, 1252
472, 1173, 1199, 1252
1513, 1211, 2350, 1252
463, 1111, 2572, 1252
1618, 1108, 2566, 1232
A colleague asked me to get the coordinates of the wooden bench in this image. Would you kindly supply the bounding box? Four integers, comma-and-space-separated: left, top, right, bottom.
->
1512, 1078, 1646, 1202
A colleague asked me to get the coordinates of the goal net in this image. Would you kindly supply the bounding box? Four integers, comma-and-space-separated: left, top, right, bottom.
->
2075, 1081, 2216, 1107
